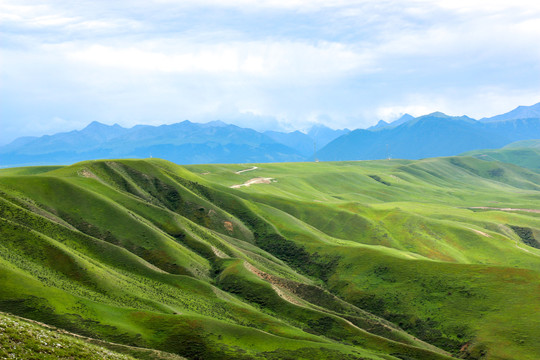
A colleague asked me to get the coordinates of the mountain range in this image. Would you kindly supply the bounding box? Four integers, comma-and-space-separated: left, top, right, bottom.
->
1, 102, 539, 167
317, 112, 540, 161
0, 121, 349, 167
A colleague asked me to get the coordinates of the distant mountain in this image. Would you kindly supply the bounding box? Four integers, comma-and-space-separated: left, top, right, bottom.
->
367, 113, 415, 131
16, 121, 130, 155
265, 125, 349, 157
307, 124, 350, 149
0, 120, 305, 167
317, 112, 540, 161
3, 104, 540, 167
367, 120, 390, 130
480, 102, 540, 122
264, 130, 314, 157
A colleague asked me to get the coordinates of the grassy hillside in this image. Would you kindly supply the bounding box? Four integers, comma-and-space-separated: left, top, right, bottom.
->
503, 139, 540, 149
1, 157, 539, 359
462, 146, 540, 172
0, 311, 185, 360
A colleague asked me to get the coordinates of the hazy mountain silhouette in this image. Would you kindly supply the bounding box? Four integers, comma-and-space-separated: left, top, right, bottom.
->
316, 112, 540, 160
2, 103, 540, 166
0, 120, 305, 166
367, 113, 415, 131
480, 102, 540, 122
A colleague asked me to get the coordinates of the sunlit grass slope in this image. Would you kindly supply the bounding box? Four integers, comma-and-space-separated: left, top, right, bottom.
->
463, 147, 540, 172
1, 155, 539, 359
0, 311, 185, 360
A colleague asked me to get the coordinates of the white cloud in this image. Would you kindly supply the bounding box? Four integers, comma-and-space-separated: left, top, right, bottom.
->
65, 40, 372, 79
1, 0, 540, 144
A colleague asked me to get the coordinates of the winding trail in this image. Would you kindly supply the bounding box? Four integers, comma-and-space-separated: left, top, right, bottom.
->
235, 166, 258, 174
241, 262, 450, 355
467, 228, 492, 238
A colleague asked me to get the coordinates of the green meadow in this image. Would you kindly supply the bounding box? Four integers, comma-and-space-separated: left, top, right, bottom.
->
0, 154, 539, 359
463, 147, 540, 173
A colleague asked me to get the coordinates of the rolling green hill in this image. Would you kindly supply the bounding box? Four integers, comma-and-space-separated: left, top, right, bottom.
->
462, 144, 540, 172
1, 157, 539, 359
503, 139, 540, 149
0, 311, 185, 360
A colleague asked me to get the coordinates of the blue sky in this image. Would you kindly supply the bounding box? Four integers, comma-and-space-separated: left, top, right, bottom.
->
1, 0, 540, 145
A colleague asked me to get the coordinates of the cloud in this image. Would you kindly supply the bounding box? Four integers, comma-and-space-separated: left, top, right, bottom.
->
1, 0, 540, 144
64, 40, 372, 80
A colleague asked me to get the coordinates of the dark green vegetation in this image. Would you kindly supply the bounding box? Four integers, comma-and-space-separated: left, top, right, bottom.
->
1, 155, 539, 359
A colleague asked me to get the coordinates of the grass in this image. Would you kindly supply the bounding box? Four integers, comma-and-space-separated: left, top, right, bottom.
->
463, 147, 540, 172
0, 155, 539, 359
0, 312, 133, 359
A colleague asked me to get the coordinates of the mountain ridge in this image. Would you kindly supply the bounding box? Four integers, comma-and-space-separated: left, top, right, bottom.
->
0, 121, 348, 167
317, 113, 540, 161
2, 102, 540, 166
480, 102, 540, 122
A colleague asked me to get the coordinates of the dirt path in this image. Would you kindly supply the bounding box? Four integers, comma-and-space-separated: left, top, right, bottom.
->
467, 228, 492, 238
230, 177, 273, 189
235, 166, 258, 174
243, 262, 304, 306
469, 207, 540, 214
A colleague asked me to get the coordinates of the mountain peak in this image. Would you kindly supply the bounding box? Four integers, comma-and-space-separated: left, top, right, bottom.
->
367, 120, 389, 131
481, 101, 540, 123
202, 120, 228, 127
394, 113, 414, 123
425, 111, 449, 118
84, 121, 108, 130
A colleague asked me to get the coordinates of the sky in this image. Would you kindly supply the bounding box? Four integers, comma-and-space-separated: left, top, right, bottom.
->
1, 0, 540, 145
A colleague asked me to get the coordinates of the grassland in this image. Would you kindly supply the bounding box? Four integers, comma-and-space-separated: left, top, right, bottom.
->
0, 311, 187, 359
0, 155, 539, 359
463, 144, 540, 172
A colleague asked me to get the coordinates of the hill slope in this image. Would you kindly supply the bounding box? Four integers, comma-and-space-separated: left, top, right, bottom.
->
1, 157, 540, 359
0, 311, 184, 360
463, 146, 540, 172
503, 139, 540, 149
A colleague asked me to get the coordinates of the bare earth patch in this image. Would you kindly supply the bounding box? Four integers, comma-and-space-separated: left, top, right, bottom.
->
271, 285, 304, 306
230, 177, 274, 189
78, 169, 98, 179
243, 262, 303, 306
223, 221, 234, 232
